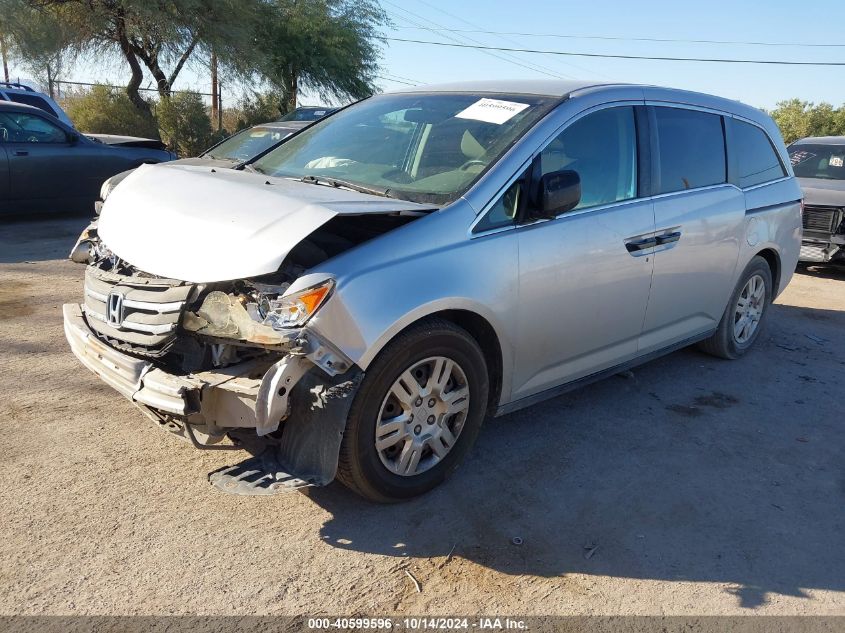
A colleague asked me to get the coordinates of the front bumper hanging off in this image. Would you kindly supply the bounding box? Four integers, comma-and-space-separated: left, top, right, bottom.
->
63, 303, 362, 493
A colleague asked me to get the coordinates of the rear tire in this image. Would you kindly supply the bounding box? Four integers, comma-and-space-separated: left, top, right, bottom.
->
337, 318, 489, 503
698, 255, 773, 360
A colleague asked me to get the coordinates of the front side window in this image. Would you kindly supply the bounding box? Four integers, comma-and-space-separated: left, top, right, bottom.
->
475, 179, 522, 232
538, 106, 638, 210
788, 143, 845, 181
250, 92, 557, 205
734, 120, 786, 188
0, 112, 68, 143
654, 107, 726, 194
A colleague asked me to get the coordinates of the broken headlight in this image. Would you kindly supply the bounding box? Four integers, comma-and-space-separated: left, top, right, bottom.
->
260, 279, 334, 329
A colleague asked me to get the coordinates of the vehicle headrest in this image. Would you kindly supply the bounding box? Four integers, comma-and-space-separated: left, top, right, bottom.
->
461, 130, 486, 159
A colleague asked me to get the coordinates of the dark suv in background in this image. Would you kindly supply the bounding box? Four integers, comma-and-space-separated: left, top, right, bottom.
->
789, 136, 845, 264
0, 81, 75, 127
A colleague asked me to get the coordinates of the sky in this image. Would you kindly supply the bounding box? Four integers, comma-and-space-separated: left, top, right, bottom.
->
6, 0, 845, 111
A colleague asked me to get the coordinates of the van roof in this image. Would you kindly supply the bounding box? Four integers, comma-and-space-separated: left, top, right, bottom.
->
390, 80, 772, 131
393, 79, 611, 97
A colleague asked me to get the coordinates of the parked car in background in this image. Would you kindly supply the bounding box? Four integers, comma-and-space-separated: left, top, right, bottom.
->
94, 120, 307, 206
198, 120, 308, 163
788, 136, 845, 264
71, 120, 307, 259
0, 101, 175, 215
0, 81, 75, 128
64, 80, 800, 502
278, 106, 337, 122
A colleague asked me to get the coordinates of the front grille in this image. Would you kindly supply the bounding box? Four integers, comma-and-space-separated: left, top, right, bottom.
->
802, 206, 840, 233
83, 266, 195, 351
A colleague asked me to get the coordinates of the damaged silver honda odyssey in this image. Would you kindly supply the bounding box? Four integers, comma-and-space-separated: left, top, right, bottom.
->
65, 80, 802, 501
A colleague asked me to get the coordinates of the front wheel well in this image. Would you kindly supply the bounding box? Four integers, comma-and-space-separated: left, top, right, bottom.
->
755, 248, 782, 296
393, 310, 503, 414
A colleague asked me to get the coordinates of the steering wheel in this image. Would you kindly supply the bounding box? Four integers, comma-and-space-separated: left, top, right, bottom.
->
26, 135, 39, 143
459, 159, 486, 171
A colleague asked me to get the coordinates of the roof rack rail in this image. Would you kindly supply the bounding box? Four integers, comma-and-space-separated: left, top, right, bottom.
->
0, 82, 36, 92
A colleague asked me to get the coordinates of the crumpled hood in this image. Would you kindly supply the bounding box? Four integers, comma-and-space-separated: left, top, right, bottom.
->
98, 163, 431, 283
797, 177, 845, 207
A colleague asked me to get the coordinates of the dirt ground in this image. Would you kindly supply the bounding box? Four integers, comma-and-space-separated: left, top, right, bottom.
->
0, 215, 843, 617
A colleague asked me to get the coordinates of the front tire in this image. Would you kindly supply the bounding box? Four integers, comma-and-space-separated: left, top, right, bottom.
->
698, 255, 773, 359
337, 318, 489, 502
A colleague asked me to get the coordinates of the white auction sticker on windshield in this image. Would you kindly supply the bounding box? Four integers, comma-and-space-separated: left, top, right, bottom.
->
455, 98, 530, 125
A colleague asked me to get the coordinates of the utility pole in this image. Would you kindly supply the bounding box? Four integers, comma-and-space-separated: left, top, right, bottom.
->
210, 52, 219, 130
46, 63, 54, 98
217, 83, 222, 131
0, 34, 10, 83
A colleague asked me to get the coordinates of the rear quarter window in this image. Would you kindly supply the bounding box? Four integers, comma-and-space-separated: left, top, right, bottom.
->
733, 120, 786, 188
654, 107, 726, 194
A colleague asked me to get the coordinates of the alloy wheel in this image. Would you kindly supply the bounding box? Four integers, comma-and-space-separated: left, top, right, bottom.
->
374, 356, 470, 477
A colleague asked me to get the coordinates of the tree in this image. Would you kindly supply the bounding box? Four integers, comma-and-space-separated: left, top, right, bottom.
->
4, 0, 388, 118
10, 0, 264, 114
0, 0, 79, 93
257, 0, 388, 111
156, 91, 213, 156
223, 91, 286, 133
769, 99, 845, 144
61, 84, 159, 137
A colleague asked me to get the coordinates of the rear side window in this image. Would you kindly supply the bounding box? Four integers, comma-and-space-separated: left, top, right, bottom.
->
733, 120, 786, 188
654, 107, 726, 194
7, 93, 59, 118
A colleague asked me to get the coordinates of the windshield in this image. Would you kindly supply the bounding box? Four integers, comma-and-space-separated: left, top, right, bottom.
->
204, 126, 293, 161
279, 108, 333, 122
789, 144, 845, 180
250, 92, 557, 204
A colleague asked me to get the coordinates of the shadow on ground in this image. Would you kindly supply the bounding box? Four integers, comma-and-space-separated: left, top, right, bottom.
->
0, 214, 90, 263
796, 262, 845, 281
303, 301, 845, 609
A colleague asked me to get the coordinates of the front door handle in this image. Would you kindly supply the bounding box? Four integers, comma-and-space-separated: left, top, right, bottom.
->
13, 150, 28, 156
656, 231, 682, 245
625, 237, 658, 253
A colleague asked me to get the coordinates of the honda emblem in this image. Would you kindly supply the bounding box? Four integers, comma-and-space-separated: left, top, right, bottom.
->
106, 291, 125, 327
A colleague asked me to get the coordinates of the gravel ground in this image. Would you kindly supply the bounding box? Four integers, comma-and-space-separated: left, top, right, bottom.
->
0, 216, 843, 616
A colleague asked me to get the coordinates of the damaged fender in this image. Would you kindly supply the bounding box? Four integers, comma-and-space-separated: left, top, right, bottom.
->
254, 355, 311, 436
209, 368, 363, 495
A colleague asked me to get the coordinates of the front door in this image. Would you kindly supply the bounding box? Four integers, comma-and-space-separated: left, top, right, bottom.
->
0, 110, 83, 212
511, 105, 656, 401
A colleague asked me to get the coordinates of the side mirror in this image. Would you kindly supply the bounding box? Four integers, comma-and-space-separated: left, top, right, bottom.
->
67, 132, 80, 144
534, 169, 581, 219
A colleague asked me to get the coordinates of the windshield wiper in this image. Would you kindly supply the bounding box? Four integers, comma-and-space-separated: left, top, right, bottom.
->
239, 162, 264, 174
300, 175, 391, 198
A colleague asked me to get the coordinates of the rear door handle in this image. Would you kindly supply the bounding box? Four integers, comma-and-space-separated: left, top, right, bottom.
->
656, 231, 681, 245
13, 150, 28, 156
625, 237, 658, 253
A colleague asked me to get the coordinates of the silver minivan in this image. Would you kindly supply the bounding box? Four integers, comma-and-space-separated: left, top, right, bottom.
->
65, 80, 802, 501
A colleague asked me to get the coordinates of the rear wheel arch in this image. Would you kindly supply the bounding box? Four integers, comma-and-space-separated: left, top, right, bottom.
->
755, 247, 781, 296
